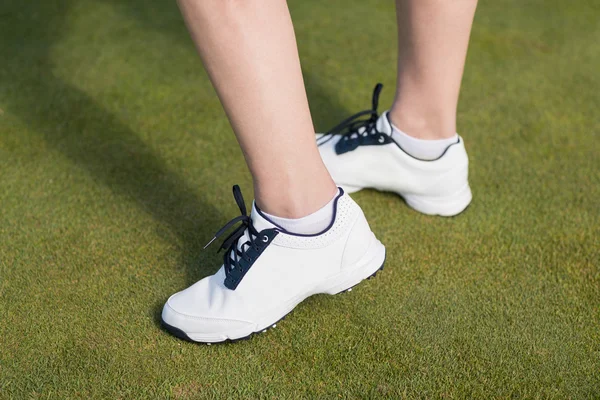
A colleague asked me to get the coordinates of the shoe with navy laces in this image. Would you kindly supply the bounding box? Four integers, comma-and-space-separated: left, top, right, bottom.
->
317, 84, 472, 217
161, 185, 386, 343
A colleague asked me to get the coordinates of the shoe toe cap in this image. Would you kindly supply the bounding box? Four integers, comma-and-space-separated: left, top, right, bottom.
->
161, 282, 254, 341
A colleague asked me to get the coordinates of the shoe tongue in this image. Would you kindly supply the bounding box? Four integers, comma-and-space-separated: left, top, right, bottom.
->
376, 111, 394, 136
250, 201, 278, 232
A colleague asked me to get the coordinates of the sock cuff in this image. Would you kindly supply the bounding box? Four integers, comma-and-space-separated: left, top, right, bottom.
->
259, 189, 340, 235
389, 120, 458, 161
389, 120, 458, 143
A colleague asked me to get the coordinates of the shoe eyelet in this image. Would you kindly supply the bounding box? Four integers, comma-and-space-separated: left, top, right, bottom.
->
262, 235, 269, 243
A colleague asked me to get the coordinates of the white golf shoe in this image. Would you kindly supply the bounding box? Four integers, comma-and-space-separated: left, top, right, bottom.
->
161, 185, 386, 344
317, 84, 472, 217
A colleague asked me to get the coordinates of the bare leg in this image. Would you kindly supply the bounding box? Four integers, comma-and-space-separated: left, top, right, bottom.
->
177, 0, 336, 218
390, 0, 478, 139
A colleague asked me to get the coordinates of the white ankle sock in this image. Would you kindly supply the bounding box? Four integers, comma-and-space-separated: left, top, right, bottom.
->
260, 190, 339, 235
390, 121, 459, 161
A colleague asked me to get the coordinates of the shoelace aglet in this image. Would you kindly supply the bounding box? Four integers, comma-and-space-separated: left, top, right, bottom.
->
203, 236, 217, 250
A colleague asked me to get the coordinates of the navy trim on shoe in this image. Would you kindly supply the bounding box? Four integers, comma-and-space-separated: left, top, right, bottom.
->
384, 113, 461, 162
255, 188, 345, 238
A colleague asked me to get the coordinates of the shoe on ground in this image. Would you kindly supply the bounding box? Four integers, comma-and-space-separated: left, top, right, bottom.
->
161, 185, 386, 344
317, 84, 472, 217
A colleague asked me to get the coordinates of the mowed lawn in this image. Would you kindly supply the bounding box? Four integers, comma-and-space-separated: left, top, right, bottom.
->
1, 0, 599, 398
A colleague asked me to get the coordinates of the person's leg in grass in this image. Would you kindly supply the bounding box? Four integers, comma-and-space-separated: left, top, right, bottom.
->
318, 0, 477, 216
389, 0, 478, 155
161, 0, 386, 343
177, 0, 336, 220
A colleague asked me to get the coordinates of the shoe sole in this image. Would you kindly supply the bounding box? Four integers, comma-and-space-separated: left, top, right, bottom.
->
343, 183, 472, 217
161, 240, 386, 345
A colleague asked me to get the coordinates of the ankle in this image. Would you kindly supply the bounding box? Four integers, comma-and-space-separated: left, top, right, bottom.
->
254, 176, 338, 219
388, 105, 456, 140
260, 188, 339, 234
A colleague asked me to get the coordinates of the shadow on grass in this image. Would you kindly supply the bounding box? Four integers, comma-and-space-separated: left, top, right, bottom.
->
1, 1, 223, 299
1, 0, 349, 329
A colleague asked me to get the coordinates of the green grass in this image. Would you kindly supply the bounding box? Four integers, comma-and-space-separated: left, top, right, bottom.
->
1, 0, 599, 398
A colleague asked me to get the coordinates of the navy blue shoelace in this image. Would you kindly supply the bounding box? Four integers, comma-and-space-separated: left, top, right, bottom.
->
203, 185, 261, 281
317, 83, 384, 148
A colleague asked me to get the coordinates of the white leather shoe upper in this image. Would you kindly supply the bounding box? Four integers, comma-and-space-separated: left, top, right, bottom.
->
318, 108, 472, 216
319, 111, 469, 193
161, 187, 385, 343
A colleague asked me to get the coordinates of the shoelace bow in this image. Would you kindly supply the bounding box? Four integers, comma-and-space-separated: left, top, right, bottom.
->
317, 83, 384, 147
204, 185, 261, 279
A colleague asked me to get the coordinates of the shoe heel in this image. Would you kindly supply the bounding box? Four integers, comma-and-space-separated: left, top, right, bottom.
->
404, 183, 472, 217
321, 239, 386, 295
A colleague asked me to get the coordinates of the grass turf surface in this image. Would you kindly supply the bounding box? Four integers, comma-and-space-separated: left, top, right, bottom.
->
1, 0, 599, 398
